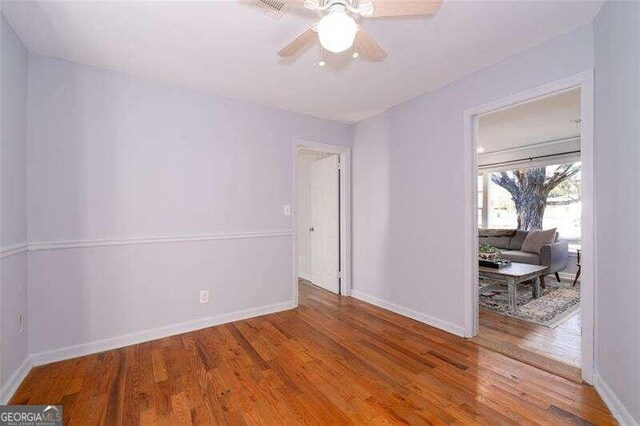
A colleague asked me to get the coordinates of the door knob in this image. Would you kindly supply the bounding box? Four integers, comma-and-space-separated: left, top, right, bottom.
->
309, 227, 314, 232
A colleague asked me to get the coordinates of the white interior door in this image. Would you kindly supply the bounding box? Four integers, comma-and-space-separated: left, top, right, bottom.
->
310, 154, 340, 294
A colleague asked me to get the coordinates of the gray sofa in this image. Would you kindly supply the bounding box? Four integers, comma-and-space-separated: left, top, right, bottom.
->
479, 229, 569, 281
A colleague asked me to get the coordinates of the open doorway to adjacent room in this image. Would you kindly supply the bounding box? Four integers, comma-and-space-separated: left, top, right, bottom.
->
465, 80, 594, 384
294, 142, 351, 302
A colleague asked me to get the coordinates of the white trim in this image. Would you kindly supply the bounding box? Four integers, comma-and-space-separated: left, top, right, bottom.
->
30, 300, 296, 366
470, 83, 582, 119
593, 372, 639, 426
463, 100, 480, 338
27, 230, 293, 252
351, 290, 466, 337
3, 232, 294, 254
481, 172, 489, 229
463, 71, 596, 383
0, 356, 32, 404
298, 272, 312, 281
578, 70, 595, 384
0, 242, 28, 259
292, 139, 352, 305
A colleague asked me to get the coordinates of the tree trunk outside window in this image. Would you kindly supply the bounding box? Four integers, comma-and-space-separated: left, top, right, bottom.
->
490, 163, 580, 231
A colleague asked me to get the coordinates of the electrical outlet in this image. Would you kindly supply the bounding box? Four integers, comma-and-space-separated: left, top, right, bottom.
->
199, 290, 209, 304
283, 204, 291, 216
19, 314, 27, 333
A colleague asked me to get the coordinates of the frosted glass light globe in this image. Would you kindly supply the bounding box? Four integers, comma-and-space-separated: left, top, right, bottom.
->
317, 11, 358, 53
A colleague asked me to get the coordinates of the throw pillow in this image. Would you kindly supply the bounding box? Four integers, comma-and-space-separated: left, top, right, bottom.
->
521, 228, 557, 254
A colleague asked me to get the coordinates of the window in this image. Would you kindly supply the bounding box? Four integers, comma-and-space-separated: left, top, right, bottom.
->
478, 161, 581, 250
544, 165, 581, 250
487, 178, 518, 229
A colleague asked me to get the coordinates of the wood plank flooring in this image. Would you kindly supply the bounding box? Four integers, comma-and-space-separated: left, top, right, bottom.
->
556, 311, 582, 338
11, 282, 614, 424
471, 309, 582, 383
479, 308, 581, 368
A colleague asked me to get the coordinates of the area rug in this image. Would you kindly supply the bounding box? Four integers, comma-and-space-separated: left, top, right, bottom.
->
479, 278, 580, 327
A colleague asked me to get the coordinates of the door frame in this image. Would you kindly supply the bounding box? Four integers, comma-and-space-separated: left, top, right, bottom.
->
292, 138, 352, 305
462, 71, 596, 383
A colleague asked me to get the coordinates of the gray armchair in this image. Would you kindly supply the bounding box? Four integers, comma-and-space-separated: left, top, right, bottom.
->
540, 240, 570, 277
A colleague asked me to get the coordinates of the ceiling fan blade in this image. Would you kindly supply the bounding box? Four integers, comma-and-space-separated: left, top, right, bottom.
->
354, 29, 387, 61
367, 0, 442, 17
278, 27, 317, 57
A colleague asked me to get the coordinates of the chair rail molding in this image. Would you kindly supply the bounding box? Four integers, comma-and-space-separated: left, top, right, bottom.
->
26, 230, 294, 252
0, 242, 28, 259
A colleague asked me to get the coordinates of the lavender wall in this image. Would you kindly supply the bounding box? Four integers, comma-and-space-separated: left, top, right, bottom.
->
352, 25, 594, 332
0, 14, 29, 396
27, 55, 351, 356
593, 0, 640, 422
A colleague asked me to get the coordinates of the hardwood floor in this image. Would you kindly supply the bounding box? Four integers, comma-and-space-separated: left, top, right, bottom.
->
471, 309, 582, 383
11, 282, 614, 425
556, 311, 581, 338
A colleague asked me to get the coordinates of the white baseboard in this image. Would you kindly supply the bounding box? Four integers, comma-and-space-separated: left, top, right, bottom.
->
30, 300, 296, 367
298, 272, 312, 282
351, 290, 465, 337
593, 372, 639, 426
0, 356, 33, 404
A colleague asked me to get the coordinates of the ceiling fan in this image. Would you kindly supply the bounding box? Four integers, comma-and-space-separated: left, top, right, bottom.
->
277, 0, 443, 62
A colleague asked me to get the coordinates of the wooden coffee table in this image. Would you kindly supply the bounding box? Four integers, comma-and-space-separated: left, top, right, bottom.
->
479, 263, 549, 312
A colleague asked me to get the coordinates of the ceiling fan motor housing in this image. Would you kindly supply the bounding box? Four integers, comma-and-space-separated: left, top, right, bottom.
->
303, 0, 374, 17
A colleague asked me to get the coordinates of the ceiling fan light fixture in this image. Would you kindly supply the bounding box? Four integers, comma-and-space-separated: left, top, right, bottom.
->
317, 10, 358, 53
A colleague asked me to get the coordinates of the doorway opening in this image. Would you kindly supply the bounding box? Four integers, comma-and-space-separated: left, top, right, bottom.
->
293, 140, 351, 304
463, 72, 595, 384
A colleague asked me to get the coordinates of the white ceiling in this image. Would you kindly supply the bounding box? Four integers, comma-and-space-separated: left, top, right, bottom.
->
2, 0, 603, 123
478, 87, 581, 153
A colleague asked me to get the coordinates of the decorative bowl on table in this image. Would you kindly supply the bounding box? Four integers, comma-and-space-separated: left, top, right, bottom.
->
478, 244, 501, 260
479, 252, 498, 260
